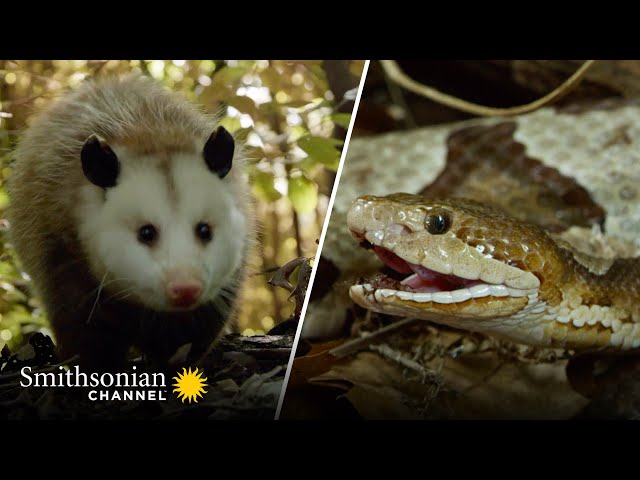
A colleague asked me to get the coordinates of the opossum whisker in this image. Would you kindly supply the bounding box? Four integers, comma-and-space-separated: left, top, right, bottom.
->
108, 287, 138, 303
113, 291, 135, 303
77, 276, 133, 307
97, 276, 134, 292
212, 294, 232, 318
217, 286, 237, 306
86, 271, 108, 325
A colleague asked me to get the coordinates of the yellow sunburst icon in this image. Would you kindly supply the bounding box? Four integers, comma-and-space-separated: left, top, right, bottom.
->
172, 367, 208, 403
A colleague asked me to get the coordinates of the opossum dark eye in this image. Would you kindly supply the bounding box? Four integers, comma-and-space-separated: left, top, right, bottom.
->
195, 222, 212, 243
137, 224, 158, 246
203, 126, 234, 179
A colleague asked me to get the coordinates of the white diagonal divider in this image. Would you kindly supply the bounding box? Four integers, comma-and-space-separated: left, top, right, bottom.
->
274, 60, 371, 420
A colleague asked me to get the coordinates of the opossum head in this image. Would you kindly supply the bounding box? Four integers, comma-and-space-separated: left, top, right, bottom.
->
76, 126, 248, 312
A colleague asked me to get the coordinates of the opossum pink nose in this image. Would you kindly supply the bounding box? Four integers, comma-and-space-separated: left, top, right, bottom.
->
167, 280, 203, 307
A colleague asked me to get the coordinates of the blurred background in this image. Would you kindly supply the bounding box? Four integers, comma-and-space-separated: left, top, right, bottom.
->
0, 59, 365, 350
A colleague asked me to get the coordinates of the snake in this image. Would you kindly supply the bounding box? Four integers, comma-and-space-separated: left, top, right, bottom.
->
301, 100, 640, 352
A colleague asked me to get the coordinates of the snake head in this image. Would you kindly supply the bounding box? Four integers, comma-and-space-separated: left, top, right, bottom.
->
347, 194, 569, 344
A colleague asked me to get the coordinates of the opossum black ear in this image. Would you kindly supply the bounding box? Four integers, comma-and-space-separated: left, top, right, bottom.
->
81, 134, 120, 188
204, 126, 234, 179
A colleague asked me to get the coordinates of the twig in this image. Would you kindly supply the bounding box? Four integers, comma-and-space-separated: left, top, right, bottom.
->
329, 317, 419, 359
380, 60, 596, 117
383, 71, 417, 129
461, 360, 506, 394
370, 343, 441, 383
267, 257, 307, 293
292, 210, 304, 259
250, 265, 282, 277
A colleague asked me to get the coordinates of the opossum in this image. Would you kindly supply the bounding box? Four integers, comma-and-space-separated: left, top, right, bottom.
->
7, 74, 254, 370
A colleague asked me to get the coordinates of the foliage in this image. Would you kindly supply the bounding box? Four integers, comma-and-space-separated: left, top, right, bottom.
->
0, 60, 364, 349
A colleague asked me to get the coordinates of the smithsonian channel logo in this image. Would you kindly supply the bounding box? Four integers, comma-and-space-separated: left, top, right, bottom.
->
19, 365, 208, 403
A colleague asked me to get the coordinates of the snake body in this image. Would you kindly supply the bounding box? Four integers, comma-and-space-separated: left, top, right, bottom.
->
302, 100, 640, 351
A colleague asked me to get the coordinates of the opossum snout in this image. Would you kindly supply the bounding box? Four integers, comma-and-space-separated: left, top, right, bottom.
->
166, 278, 203, 308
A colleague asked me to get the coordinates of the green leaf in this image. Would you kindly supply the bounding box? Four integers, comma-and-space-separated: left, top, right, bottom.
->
283, 100, 314, 109
218, 116, 242, 133
252, 170, 281, 202
288, 173, 318, 214
231, 128, 251, 143
298, 155, 319, 173
227, 95, 258, 116
214, 66, 247, 86
326, 137, 344, 147
198, 60, 216, 74
288, 125, 309, 143
297, 135, 342, 172
330, 112, 352, 129
0, 189, 9, 209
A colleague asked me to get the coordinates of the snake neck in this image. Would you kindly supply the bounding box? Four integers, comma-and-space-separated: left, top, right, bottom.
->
559, 250, 640, 323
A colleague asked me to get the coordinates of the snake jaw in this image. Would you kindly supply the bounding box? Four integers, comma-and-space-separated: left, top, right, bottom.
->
349, 284, 534, 322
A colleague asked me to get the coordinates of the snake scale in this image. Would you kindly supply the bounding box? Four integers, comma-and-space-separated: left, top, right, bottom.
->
301, 100, 640, 352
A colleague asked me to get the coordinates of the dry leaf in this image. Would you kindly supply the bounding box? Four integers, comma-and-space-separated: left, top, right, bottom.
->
287, 339, 345, 388
308, 348, 589, 419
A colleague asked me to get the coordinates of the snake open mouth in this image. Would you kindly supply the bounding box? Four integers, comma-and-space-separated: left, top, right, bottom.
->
352, 236, 534, 306
374, 244, 485, 294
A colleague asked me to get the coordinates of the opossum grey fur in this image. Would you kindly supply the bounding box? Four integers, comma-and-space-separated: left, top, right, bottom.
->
7, 74, 255, 370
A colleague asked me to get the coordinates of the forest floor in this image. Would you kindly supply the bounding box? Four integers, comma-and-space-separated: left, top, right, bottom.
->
0, 332, 293, 420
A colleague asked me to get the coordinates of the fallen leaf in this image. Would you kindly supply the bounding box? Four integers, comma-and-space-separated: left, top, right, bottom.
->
307, 347, 589, 419
287, 339, 345, 388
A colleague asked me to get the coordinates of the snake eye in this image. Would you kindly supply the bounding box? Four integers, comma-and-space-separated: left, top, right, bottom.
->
425, 212, 451, 235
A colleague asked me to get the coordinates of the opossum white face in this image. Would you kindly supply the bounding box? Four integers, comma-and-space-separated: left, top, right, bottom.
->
76, 126, 247, 312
